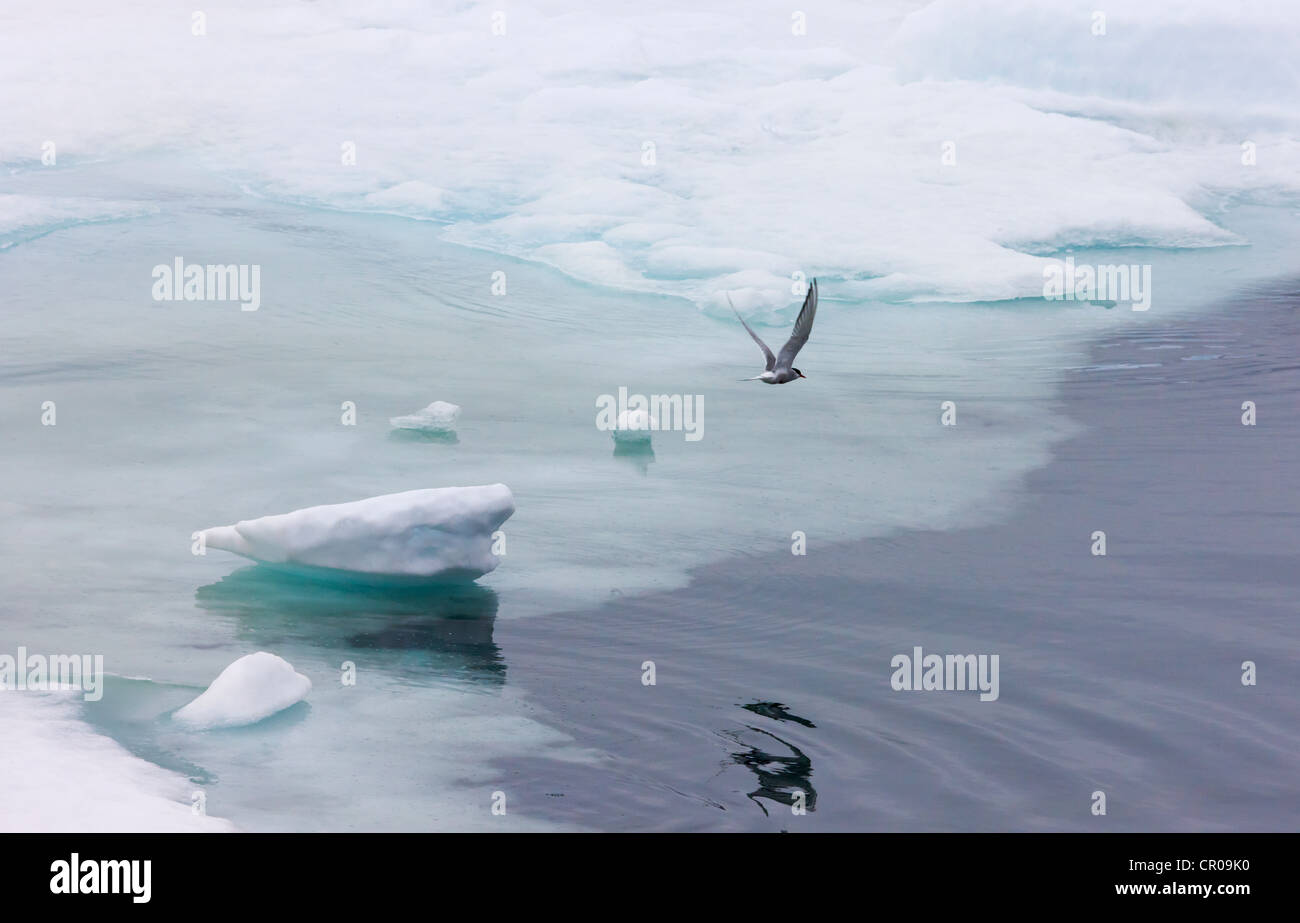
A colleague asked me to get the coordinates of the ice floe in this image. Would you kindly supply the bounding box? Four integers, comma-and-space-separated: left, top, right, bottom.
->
4, 2, 1296, 308
199, 484, 514, 584
174, 652, 311, 730
389, 400, 460, 433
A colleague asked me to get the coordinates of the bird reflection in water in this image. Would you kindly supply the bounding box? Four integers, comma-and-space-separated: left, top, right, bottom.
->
727, 723, 817, 817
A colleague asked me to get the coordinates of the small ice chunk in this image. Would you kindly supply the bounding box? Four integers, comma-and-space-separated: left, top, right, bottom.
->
199, 484, 514, 584
174, 652, 311, 730
612, 408, 653, 445
390, 401, 460, 433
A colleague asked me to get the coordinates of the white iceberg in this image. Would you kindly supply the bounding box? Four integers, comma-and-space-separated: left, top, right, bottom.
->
199, 484, 514, 584
174, 652, 311, 730
611, 408, 653, 445
390, 401, 460, 433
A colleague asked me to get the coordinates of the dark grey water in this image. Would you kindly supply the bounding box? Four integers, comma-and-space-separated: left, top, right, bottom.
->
494, 282, 1300, 831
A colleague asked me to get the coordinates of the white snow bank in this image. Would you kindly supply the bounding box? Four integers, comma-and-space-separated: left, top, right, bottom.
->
1, 1, 1297, 307
612, 408, 653, 444
174, 652, 311, 730
891, 0, 1300, 113
0, 689, 234, 832
390, 400, 460, 433
200, 484, 514, 584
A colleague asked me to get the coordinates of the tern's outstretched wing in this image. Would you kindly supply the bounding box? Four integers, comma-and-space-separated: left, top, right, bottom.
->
728, 293, 775, 371
776, 278, 817, 371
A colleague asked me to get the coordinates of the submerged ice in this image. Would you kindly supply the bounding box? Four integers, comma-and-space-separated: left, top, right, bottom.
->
199, 484, 515, 584
174, 652, 311, 730
612, 408, 653, 445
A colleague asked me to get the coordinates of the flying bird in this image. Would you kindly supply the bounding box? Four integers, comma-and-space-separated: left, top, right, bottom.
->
729, 278, 818, 383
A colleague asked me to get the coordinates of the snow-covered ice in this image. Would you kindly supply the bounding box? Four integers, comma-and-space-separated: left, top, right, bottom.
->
390, 400, 460, 433
199, 484, 515, 584
0, 689, 234, 831
3, 0, 1296, 313
174, 652, 311, 730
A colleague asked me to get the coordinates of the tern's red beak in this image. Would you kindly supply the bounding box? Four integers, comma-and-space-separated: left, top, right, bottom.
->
798, 371, 807, 378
